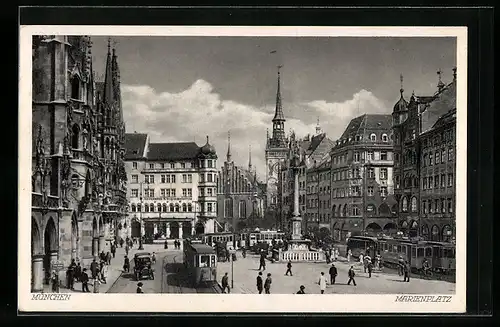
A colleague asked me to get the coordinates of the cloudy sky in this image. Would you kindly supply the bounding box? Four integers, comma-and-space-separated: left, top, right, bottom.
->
91, 36, 456, 179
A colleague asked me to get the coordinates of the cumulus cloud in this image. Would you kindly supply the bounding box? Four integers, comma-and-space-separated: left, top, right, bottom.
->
122, 80, 389, 180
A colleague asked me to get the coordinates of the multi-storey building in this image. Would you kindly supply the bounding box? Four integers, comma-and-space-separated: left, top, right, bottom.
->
330, 114, 397, 241
392, 69, 456, 241
124, 134, 219, 240
216, 136, 265, 231
31, 36, 127, 291
305, 158, 331, 233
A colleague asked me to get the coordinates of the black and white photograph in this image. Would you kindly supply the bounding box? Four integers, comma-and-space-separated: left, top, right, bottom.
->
19, 25, 467, 313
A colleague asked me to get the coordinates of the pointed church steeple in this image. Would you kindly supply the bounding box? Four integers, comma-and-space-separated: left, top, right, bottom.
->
226, 131, 232, 163
270, 66, 287, 148
248, 145, 252, 171
272, 66, 285, 122
103, 38, 113, 107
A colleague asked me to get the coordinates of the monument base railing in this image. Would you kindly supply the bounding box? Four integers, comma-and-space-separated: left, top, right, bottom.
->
278, 249, 326, 263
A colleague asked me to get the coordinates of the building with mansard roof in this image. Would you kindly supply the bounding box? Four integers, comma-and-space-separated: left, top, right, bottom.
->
216, 134, 266, 232
31, 36, 127, 292
124, 133, 219, 241
393, 68, 457, 242
330, 113, 397, 241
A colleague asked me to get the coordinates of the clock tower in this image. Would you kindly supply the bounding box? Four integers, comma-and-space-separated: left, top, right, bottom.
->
265, 66, 289, 208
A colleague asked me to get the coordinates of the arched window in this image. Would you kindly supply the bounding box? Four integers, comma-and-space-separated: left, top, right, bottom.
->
71, 77, 80, 100
401, 196, 408, 212
71, 124, 80, 149
137, 204, 141, 212
370, 133, 376, 141
182, 203, 187, 212
382, 133, 388, 142
157, 203, 162, 212
149, 203, 154, 212
421, 224, 430, 240
343, 205, 348, 217
188, 203, 193, 212
144, 204, 149, 212
352, 206, 360, 216
105, 138, 110, 157
175, 204, 180, 212
431, 225, 440, 241
162, 203, 167, 212
131, 204, 136, 212
332, 205, 336, 217
169, 203, 174, 212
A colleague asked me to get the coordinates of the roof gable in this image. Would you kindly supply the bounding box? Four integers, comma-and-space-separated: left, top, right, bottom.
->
147, 142, 200, 161
124, 133, 148, 160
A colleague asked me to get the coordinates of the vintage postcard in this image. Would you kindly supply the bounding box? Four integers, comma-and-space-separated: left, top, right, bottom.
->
19, 25, 467, 313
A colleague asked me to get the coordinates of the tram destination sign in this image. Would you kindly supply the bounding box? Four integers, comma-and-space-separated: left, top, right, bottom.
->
51, 261, 65, 271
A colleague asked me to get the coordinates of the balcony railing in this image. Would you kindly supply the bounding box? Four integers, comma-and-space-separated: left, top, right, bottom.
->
32, 193, 59, 208
71, 149, 93, 163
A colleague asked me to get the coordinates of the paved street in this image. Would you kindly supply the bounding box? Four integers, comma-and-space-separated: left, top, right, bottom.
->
216, 252, 456, 294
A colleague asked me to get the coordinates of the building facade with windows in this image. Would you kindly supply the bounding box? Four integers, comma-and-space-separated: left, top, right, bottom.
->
31, 36, 128, 291
124, 134, 219, 240
305, 158, 331, 233
216, 137, 265, 232
330, 114, 397, 242
392, 69, 456, 241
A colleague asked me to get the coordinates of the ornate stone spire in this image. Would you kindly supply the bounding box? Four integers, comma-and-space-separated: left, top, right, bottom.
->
272, 65, 285, 122
315, 116, 321, 135
248, 145, 252, 171
226, 131, 232, 163
103, 37, 113, 108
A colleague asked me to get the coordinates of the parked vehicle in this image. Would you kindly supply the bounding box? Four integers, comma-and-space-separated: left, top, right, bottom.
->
133, 252, 154, 281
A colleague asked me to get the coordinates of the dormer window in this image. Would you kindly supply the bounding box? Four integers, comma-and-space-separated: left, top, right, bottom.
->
370, 133, 376, 141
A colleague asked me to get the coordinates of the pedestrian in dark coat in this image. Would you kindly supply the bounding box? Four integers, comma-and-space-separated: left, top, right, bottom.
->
403, 261, 410, 282
111, 243, 116, 258
51, 271, 59, 293
66, 265, 75, 290
74, 262, 82, 282
221, 272, 230, 293
106, 251, 112, 265
119, 238, 124, 248
285, 260, 293, 276
367, 261, 373, 278
256, 272, 263, 294
100, 250, 106, 262
258, 254, 266, 271
90, 258, 99, 279
136, 282, 144, 293
347, 266, 357, 286
296, 285, 306, 294
81, 268, 90, 292
264, 273, 272, 294
329, 264, 338, 284
123, 255, 130, 273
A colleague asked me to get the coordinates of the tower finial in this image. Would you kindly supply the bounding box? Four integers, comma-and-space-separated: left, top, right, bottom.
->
248, 145, 252, 171
107, 37, 111, 53
316, 117, 321, 135
437, 68, 445, 90
400, 73, 404, 95
226, 131, 232, 162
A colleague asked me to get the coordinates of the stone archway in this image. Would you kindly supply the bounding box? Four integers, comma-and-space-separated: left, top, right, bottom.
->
32, 217, 43, 292
366, 222, 382, 235
383, 222, 398, 235
43, 217, 58, 284
170, 221, 180, 239
195, 222, 205, 235
71, 213, 79, 260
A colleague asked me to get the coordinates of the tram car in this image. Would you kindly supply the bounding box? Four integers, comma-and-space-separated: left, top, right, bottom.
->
246, 230, 285, 247
410, 241, 456, 274
346, 235, 379, 259
378, 237, 414, 269
183, 239, 218, 287
201, 232, 238, 250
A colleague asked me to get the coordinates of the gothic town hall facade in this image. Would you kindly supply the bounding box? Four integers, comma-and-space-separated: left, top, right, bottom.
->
31, 36, 128, 292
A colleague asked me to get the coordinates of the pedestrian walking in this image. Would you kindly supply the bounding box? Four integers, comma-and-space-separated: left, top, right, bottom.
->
221, 272, 230, 293
66, 264, 75, 290
296, 285, 306, 294
101, 262, 108, 284
81, 268, 90, 292
164, 239, 169, 249
318, 272, 328, 294
347, 266, 357, 286
74, 262, 82, 282
256, 272, 263, 294
359, 253, 364, 269
403, 261, 411, 282
111, 243, 116, 258
93, 272, 101, 293
335, 248, 339, 261
90, 258, 99, 280
136, 282, 144, 293
51, 270, 59, 293
367, 261, 373, 278
347, 249, 352, 263
398, 256, 405, 276
106, 251, 112, 265
125, 244, 129, 256
264, 273, 272, 294
100, 250, 106, 263
119, 238, 124, 248
123, 255, 130, 273
329, 263, 338, 285
152, 252, 157, 264
285, 260, 293, 276
258, 254, 266, 271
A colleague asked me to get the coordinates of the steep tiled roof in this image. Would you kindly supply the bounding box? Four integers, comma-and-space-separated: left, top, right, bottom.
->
429, 108, 457, 131
124, 133, 148, 160
147, 142, 200, 161
339, 114, 392, 140
308, 133, 326, 153
421, 81, 456, 133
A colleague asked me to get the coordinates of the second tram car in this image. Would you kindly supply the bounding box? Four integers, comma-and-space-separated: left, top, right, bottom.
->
246, 230, 285, 247
183, 239, 218, 286
346, 236, 379, 259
